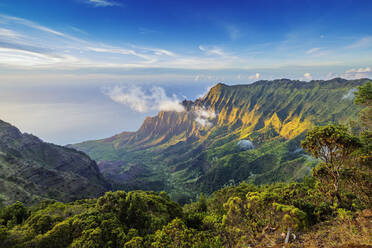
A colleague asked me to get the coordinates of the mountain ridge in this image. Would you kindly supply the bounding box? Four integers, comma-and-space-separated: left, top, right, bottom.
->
0, 119, 110, 206
71, 78, 369, 202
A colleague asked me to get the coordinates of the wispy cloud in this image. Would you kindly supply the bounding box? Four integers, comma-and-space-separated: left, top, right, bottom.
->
225, 25, 240, 40
129, 44, 176, 57
199, 45, 227, 56
0, 14, 77, 40
85, 0, 122, 7
306, 47, 321, 54
0, 13, 181, 69
87, 46, 155, 62
0, 13, 245, 70
347, 36, 372, 49
0, 28, 22, 39
0, 47, 78, 67
0, 13, 371, 75
70, 26, 88, 35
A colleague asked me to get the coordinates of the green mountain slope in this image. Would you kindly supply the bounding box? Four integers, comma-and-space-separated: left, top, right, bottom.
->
71, 78, 368, 202
0, 120, 110, 206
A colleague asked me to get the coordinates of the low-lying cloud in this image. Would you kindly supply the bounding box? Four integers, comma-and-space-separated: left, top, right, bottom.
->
194, 107, 216, 127
103, 85, 185, 113
104, 86, 219, 128
342, 66, 371, 79
304, 72, 312, 80
342, 88, 358, 100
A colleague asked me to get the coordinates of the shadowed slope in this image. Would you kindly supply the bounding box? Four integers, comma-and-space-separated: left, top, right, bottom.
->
0, 120, 110, 206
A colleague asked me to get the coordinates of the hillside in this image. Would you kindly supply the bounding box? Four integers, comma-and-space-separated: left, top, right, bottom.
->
72, 78, 368, 202
0, 120, 110, 206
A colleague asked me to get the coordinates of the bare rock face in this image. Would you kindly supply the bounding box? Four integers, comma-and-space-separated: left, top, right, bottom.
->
0, 120, 110, 206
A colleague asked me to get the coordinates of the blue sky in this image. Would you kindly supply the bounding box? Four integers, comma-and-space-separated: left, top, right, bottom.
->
0, 0, 371, 144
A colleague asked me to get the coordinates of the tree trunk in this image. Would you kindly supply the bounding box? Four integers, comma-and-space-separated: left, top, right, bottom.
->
285, 227, 291, 243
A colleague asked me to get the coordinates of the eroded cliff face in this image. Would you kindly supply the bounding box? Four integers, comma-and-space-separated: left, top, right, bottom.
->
72, 78, 368, 202
0, 120, 110, 206
114, 78, 358, 147
122, 111, 198, 148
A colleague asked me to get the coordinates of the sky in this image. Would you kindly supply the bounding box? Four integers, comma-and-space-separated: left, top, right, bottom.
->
0, 0, 371, 144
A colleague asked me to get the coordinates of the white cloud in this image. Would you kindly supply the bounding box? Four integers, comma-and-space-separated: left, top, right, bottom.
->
0, 47, 79, 67
0, 14, 183, 69
103, 85, 185, 113
199, 45, 226, 56
304, 72, 312, 80
347, 36, 372, 49
248, 73, 260, 80
193, 107, 216, 127
147, 48, 175, 57
129, 45, 176, 57
342, 88, 358, 100
0, 28, 22, 39
87, 46, 155, 62
342, 66, 371, 79
4, 13, 369, 74
0, 14, 244, 70
85, 0, 122, 7
306, 47, 321, 54
345, 67, 371, 73
0, 14, 79, 41
104, 84, 218, 128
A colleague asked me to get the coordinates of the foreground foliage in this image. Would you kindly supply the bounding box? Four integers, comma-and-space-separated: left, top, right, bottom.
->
0, 177, 370, 247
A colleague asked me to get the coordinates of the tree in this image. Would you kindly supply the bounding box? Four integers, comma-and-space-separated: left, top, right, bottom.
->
355, 81, 372, 157
0, 225, 8, 247
197, 193, 208, 212
355, 81, 372, 106
0, 201, 29, 227
272, 203, 307, 243
152, 218, 194, 248
301, 125, 361, 205
124, 236, 144, 248
350, 82, 372, 208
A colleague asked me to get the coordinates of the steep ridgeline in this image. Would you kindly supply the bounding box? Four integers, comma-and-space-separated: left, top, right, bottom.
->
0, 120, 110, 206
72, 78, 368, 203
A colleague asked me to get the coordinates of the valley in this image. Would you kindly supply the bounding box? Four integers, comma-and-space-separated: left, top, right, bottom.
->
71, 78, 365, 202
